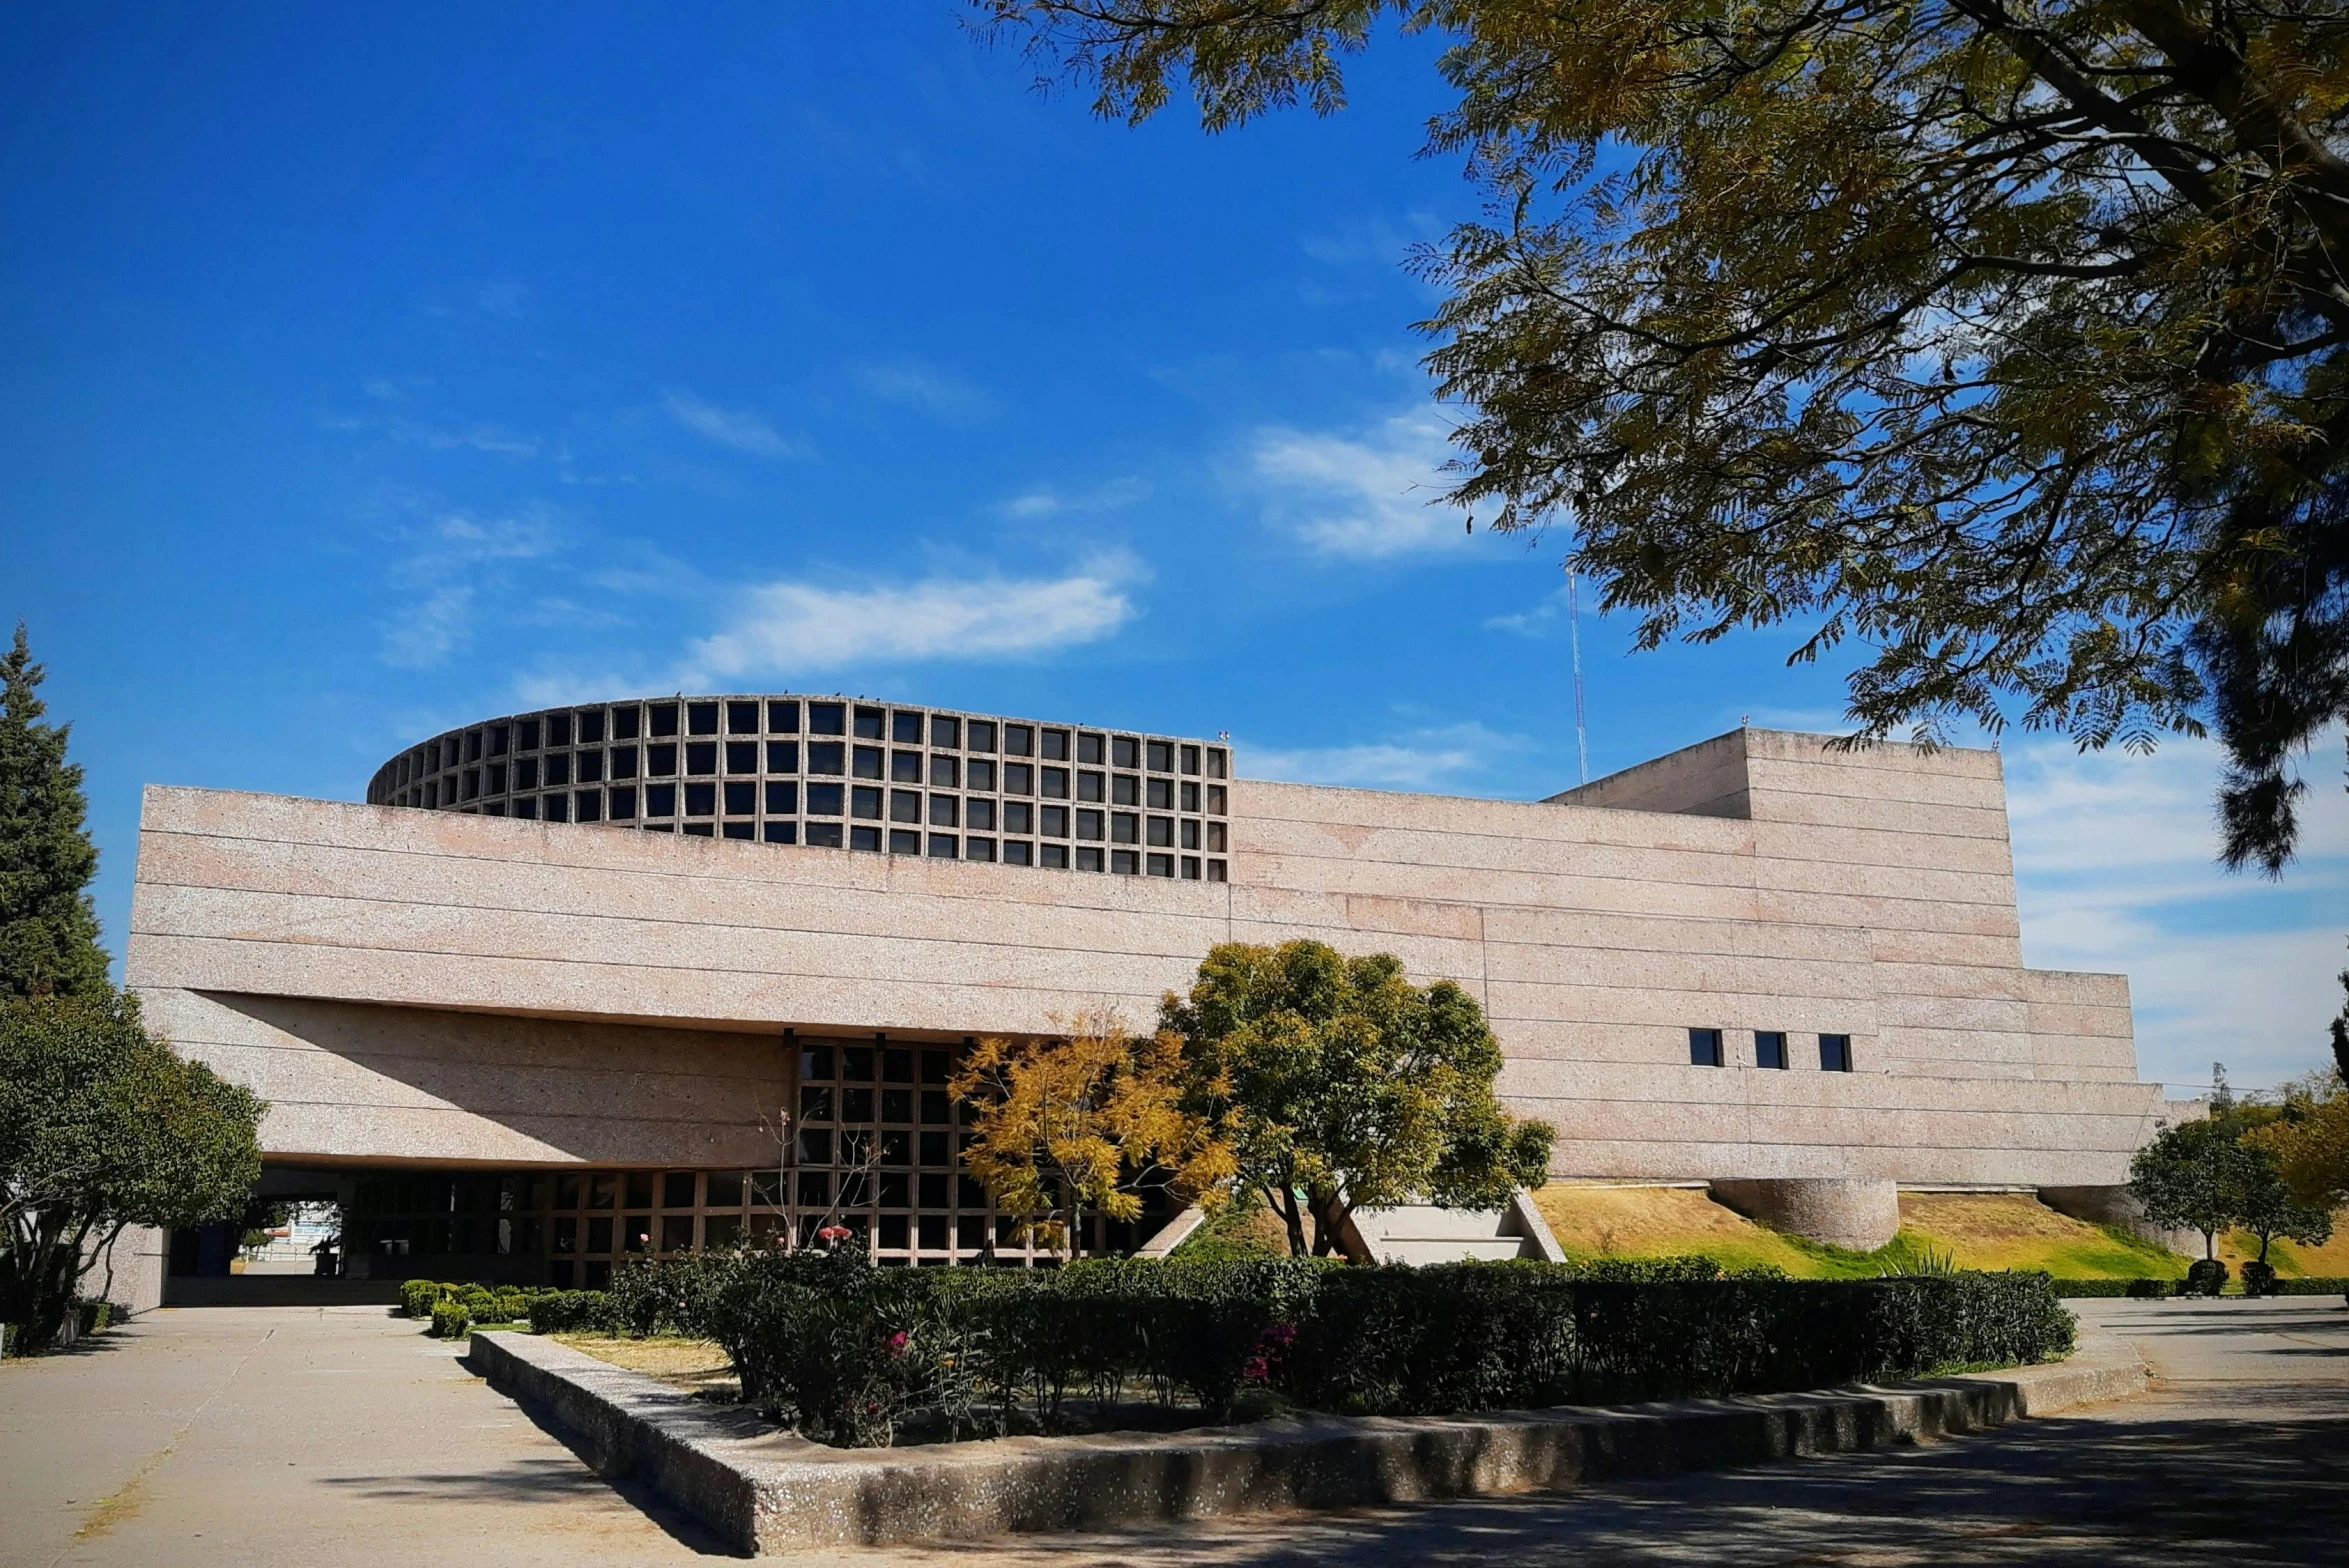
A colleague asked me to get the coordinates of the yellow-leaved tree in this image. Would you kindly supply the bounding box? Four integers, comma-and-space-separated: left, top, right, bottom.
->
950, 1012, 1235, 1253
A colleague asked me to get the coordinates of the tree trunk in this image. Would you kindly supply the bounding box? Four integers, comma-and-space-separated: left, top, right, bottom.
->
1270, 1186, 1308, 1258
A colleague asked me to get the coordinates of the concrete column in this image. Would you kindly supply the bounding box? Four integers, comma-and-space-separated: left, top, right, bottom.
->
1708, 1177, 1900, 1251
2037, 1184, 2195, 1257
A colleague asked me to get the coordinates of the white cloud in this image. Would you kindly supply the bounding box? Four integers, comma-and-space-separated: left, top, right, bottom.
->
376, 509, 562, 668
660, 388, 808, 461
681, 557, 1140, 681
1243, 722, 1527, 792
1248, 409, 1473, 558
2004, 731, 2349, 1094
994, 477, 1150, 520
854, 361, 996, 424
325, 413, 537, 457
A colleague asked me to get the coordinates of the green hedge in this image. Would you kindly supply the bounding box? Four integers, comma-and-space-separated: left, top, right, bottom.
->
619, 1250, 2075, 1447
398, 1279, 616, 1333
2051, 1274, 2349, 1299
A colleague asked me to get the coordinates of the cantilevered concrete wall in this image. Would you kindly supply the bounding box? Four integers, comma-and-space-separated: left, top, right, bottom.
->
124, 728, 2162, 1192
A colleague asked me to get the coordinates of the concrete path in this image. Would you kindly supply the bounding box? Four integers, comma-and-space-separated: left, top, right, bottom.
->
0, 1295, 2341, 1566
0, 1307, 713, 1568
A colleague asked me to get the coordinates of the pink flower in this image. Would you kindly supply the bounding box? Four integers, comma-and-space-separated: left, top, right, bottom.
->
817, 1225, 853, 1244
887, 1330, 910, 1355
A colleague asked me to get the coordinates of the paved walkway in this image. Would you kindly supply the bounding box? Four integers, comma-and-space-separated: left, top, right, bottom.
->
0, 1296, 2341, 1566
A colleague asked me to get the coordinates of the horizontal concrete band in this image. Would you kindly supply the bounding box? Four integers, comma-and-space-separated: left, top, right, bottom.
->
467, 1328, 2148, 1553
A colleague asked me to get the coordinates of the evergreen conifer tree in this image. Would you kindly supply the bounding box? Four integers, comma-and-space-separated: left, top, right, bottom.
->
0, 624, 110, 999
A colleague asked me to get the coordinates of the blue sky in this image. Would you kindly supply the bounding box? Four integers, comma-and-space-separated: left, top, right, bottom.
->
4, 3, 2341, 1092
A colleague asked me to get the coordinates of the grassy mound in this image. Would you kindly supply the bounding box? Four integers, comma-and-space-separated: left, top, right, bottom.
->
1896, 1192, 2184, 1279
1530, 1184, 1825, 1273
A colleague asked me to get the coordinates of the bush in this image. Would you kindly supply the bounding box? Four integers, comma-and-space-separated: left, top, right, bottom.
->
665, 1248, 2076, 1447
523, 1288, 618, 1334
2240, 1260, 2278, 1297
429, 1299, 472, 1339
400, 1279, 446, 1319
2126, 1277, 2171, 1298
2185, 1258, 2230, 1296
2268, 1276, 2349, 1296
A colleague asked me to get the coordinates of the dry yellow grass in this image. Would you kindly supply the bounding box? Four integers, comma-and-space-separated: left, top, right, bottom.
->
1529, 1184, 1821, 1272
554, 1333, 737, 1395
2220, 1209, 2349, 1276
1894, 1192, 2180, 1277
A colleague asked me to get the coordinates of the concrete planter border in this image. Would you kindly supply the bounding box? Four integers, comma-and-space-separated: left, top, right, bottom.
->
469, 1329, 2146, 1554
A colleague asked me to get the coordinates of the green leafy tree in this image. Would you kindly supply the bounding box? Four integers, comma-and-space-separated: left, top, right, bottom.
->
0, 624, 110, 998
1, 993, 263, 1349
978, 1, 2349, 870
2232, 1137, 2334, 1270
1160, 940, 1553, 1258
2128, 1116, 2264, 1261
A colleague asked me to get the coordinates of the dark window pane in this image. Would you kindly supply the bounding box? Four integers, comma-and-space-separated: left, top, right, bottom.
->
727, 701, 759, 734
663, 1172, 696, 1209
806, 782, 845, 815
646, 744, 677, 777
890, 829, 920, 855
801, 1045, 833, 1081
768, 741, 798, 772
882, 1088, 912, 1123
765, 780, 798, 814
842, 1087, 874, 1122
1689, 1028, 1723, 1067
892, 710, 923, 744
685, 783, 716, 816
724, 781, 756, 815
577, 750, 604, 784
768, 700, 800, 732
575, 790, 601, 822
810, 821, 846, 847
688, 701, 719, 735
763, 820, 796, 843
1113, 736, 1139, 768
578, 711, 606, 745
608, 786, 637, 820
612, 707, 640, 741
800, 1086, 834, 1122
519, 720, 541, 751
650, 703, 679, 737
609, 746, 638, 780
708, 1171, 745, 1207
686, 742, 717, 775
1110, 848, 1139, 874
726, 741, 758, 773
1820, 1034, 1853, 1072
929, 795, 958, 827
1004, 724, 1033, 757
1147, 853, 1174, 877
846, 824, 876, 850
809, 702, 845, 735
842, 1046, 874, 1081
921, 1088, 951, 1124
548, 714, 572, 748
892, 750, 922, 782
968, 720, 996, 752
854, 706, 885, 740
1756, 1031, 1788, 1070
890, 789, 921, 823
797, 1171, 831, 1206
1078, 771, 1105, 802
1078, 733, 1104, 764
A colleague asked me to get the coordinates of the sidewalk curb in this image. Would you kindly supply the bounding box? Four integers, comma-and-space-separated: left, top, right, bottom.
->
468, 1329, 2147, 1553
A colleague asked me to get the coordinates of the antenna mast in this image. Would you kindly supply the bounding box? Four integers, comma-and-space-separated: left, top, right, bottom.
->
1567, 564, 1590, 785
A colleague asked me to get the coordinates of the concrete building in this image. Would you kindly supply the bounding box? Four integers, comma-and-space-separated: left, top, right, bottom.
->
123, 697, 2164, 1304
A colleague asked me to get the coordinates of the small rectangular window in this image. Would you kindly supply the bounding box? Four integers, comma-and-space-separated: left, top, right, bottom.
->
1207, 748, 1228, 778
928, 714, 959, 749
929, 795, 958, 827
1112, 736, 1139, 768
890, 828, 921, 855
1147, 852, 1174, 877
966, 758, 995, 792
722, 821, 754, 840
967, 798, 995, 831
1003, 801, 1031, 834
1206, 784, 1227, 815
462, 768, 480, 800
1181, 855, 1201, 879
650, 703, 679, 738
1756, 1031, 1788, 1070
727, 700, 760, 734
576, 750, 603, 784
1819, 1034, 1853, 1072
1689, 1028, 1724, 1068
686, 742, 717, 776
929, 754, 958, 788
544, 753, 571, 787
1146, 777, 1173, 809
763, 820, 796, 844
487, 762, 506, 793
766, 781, 797, 814
687, 701, 719, 736
852, 745, 883, 779
1181, 744, 1200, 775
1003, 762, 1032, 795
806, 782, 845, 816
575, 790, 602, 823
1076, 845, 1105, 872
1207, 821, 1228, 851
1041, 767, 1069, 799
465, 731, 483, 763
843, 823, 875, 850
808, 702, 845, 735
646, 744, 676, 777
1146, 739, 1173, 772
767, 741, 799, 772
1146, 815, 1174, 846
891, 750, 922, 783
508, 794, 533, 819
1078, 733, 1105, 765
852, 706, 884, 740
1078, 770, 1105, 802
726, 741, 758, 773
763, 700, 798, 733
1003, 839, 1032, 865
577, 710, 605, 745
685, 782, 717, 817
1041, 729, 1069, 761
547, 713, 572, 748
608, 746, 637, 781
1040, 804, 1068, 837
490, 725, 511, 756
806, 821, 844, 847
516, 757, 539, 790
1076, 808, 1105, 840
1111, 812, 1139, 844
927, 833, 958, 859
1112, 774, 1139, 805
724, 781, 756, 815
1040, 842, 1068, 868
608, 785, 637, 820
967, 719, 996, 752
543, 793, 569, 823
1003, 723, 1033, 757
960, 837, 995, 863
807, 742, 845, 775
1181, 780, 1199, 811
851, 785, 883, 819
611, 707, 640, 741
518, 720, 541, 751
891, 710, 923, 745
1111, 848, 1140, 874
890, 789, 921, 823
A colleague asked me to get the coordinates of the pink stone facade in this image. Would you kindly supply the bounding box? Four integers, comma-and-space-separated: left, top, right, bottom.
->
126, 726, 2163, 1209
